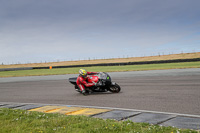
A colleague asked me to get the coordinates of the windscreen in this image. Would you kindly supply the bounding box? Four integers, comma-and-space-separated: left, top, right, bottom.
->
98, 72, 107, 80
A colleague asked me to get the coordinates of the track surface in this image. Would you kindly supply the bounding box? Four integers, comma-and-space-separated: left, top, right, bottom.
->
0, 68, 200, 115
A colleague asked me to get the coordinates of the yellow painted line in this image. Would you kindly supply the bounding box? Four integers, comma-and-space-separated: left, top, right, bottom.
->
28, 106, 112, 116
29, 106, 65, 112
47, 107, 84, 114
66, 108, 112, 116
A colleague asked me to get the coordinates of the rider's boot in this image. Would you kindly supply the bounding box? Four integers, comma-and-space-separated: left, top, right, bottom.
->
82, 90, 87, 96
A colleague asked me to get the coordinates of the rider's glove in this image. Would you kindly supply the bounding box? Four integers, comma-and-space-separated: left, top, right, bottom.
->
93, 81, 102, 86
93, 81, 97, 86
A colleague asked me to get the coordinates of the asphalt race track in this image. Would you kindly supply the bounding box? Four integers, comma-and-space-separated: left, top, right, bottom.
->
0, 68, 200, 115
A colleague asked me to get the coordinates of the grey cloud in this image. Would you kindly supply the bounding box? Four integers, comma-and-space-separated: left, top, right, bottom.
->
0, 0, 200, 63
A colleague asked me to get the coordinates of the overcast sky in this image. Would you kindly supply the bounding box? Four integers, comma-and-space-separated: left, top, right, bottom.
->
0, 0, 200, 64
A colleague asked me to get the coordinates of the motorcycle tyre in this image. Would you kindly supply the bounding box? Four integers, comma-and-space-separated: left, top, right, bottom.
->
109, 83, 121, 93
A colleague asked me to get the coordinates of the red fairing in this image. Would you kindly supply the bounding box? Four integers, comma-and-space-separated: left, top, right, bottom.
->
87, 76, 98, 83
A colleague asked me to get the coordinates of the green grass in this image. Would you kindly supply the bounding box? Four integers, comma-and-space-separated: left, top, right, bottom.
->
0, 108, 197, 133
0, 61, 200, 77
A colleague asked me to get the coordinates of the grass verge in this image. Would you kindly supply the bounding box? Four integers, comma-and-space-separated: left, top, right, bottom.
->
0, 61, 200, 77
0, 108, 197, 133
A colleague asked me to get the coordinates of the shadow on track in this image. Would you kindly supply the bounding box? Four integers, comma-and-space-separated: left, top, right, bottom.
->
76, 91, 122, 96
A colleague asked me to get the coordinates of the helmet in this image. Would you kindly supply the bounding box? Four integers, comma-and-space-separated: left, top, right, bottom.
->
79, 69, 87, 78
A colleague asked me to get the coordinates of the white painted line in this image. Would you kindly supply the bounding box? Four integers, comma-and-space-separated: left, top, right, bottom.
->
67, 105, 200, 118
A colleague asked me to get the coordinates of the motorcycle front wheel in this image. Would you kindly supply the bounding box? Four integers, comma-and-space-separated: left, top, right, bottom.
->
109, 83, 121, 93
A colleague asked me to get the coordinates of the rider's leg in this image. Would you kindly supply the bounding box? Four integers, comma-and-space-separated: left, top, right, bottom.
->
78, 84, 86, 95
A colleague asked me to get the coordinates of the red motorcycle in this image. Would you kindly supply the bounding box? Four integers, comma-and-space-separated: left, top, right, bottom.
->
69, 72, 121, 94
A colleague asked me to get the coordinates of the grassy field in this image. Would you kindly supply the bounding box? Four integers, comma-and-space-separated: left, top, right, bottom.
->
0, 108, 197, 133
1, 52, 200, 68
0, 61, 200, 77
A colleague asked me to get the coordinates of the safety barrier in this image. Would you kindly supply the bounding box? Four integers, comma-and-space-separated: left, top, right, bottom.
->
0, 67, 33, 72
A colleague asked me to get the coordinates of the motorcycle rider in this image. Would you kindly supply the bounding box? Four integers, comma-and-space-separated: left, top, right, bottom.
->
76, 69, 99, 95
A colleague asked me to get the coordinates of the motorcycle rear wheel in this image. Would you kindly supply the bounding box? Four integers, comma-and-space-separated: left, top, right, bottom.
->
109, 83, 121, 93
